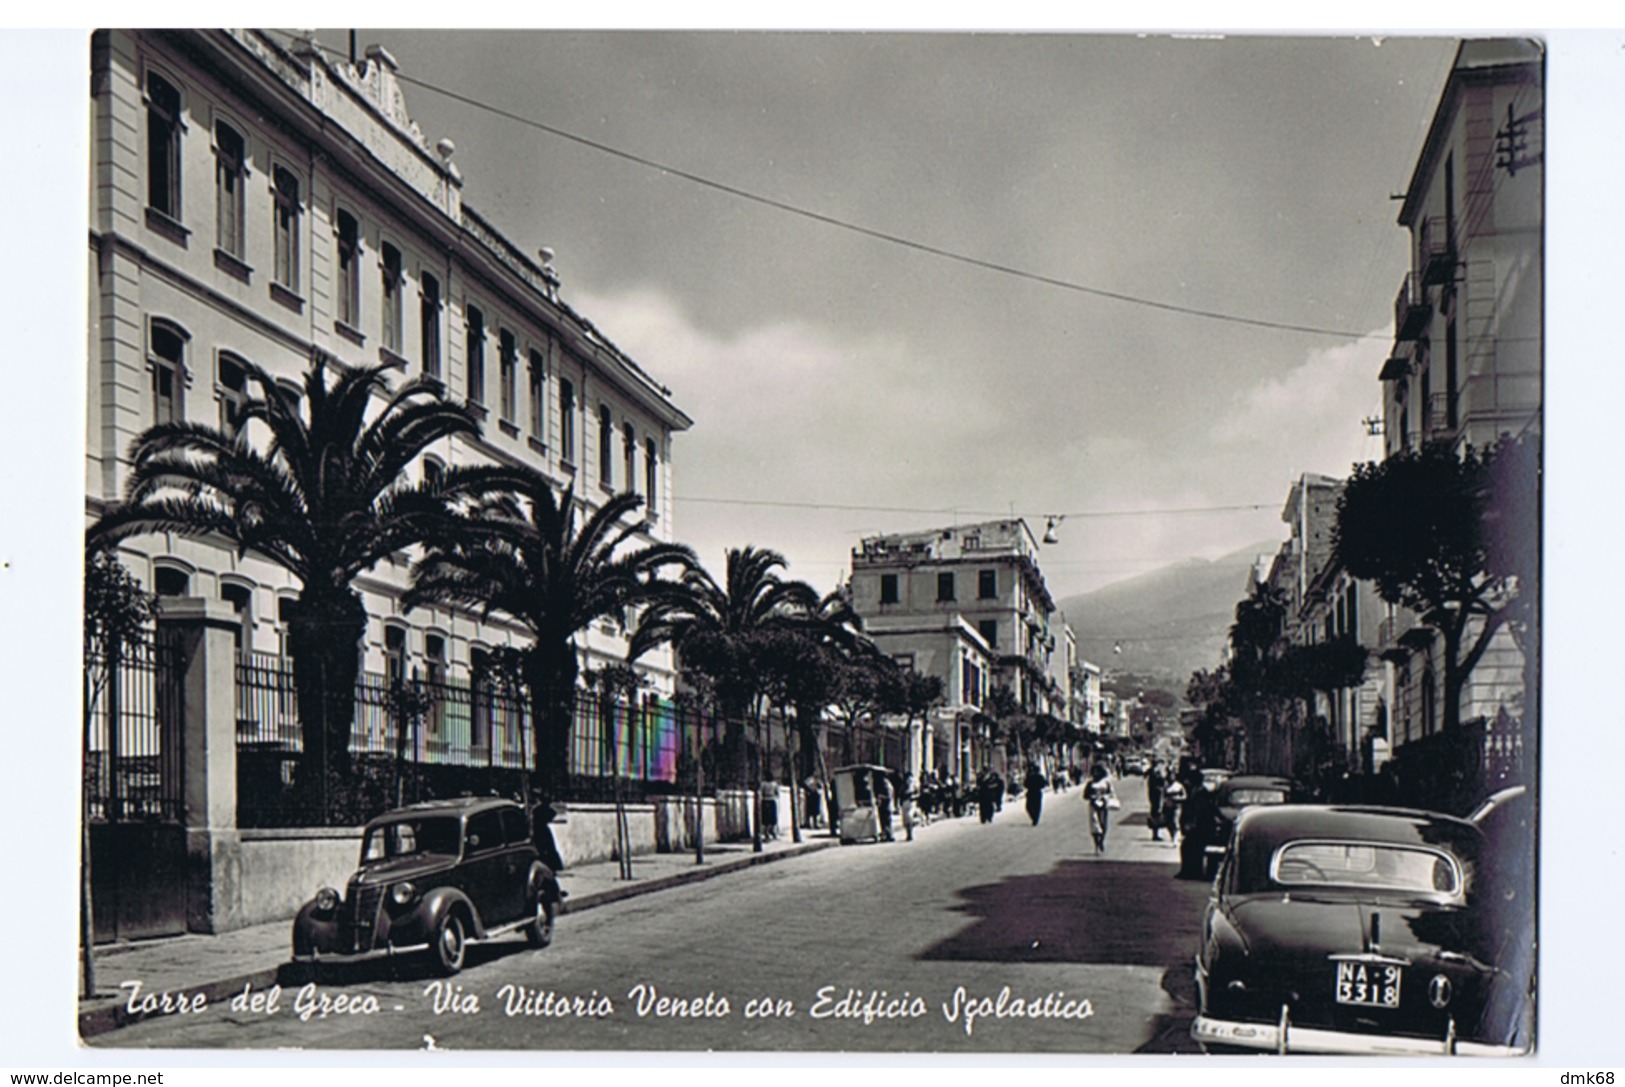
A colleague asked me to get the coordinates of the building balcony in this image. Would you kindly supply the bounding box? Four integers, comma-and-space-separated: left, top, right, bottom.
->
1394, 272, 1431, 342
1379, 341, 1413, 382
1418, 216, 1459, 287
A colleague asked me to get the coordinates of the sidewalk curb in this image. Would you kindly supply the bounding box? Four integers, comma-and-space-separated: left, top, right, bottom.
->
78, 838, 837, 1040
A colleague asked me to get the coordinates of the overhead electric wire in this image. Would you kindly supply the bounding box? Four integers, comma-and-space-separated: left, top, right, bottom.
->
671, 494, 1277, 519
275, 31, 1394, 343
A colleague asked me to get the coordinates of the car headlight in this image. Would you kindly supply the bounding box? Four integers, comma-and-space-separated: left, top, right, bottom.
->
313, 887, 340, 913
390, 881, 418, 908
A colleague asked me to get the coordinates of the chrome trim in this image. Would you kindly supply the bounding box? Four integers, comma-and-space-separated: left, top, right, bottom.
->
1328, 951, 1412, 967
1191, 1014, 1527, 1056
292, 942, 430, 964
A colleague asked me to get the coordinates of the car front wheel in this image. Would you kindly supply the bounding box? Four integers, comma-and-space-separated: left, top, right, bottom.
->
429, 911, 467, 975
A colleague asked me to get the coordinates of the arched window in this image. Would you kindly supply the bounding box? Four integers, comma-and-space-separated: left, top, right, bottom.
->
272, 165, 301, 293
335, 209, 361, 328
598, 404, 613, 488
380, 242, 404, 355
419, 273, 441, 379
499, 328, 518, 423
219, 580, 254, 657
214, 120, 246, 259
153, 563, 191, 598
149, 318, 189, 424
217, 352, 250, 433
465, 304, 485, 405
384, 623, 409, 689
145, 70, 183, 219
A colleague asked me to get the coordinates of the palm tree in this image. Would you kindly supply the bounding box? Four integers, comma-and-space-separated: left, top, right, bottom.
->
629, 546, 821, 786
88, 353, 481, 804
404, 469, 694, 796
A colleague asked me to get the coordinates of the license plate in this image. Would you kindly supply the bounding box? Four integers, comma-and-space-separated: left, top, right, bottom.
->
1335, 962, 1402, 1008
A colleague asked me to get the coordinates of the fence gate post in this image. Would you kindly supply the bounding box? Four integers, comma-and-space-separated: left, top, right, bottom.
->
157, 597, 242, 933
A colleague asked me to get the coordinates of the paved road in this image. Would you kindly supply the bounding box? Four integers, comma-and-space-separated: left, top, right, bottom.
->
99, 777, 1212, 1053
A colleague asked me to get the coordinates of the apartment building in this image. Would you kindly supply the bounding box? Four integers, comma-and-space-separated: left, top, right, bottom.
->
849, 519, 1067, 776
1376, 38, 1540, 755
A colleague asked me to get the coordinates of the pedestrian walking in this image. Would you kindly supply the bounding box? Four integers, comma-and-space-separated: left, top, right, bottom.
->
1084, 763, 1117, 854
1146, 759, 1168, 840
899, 771, 918, 841
977, 769, 999, 824
1024, 763, 1047, 826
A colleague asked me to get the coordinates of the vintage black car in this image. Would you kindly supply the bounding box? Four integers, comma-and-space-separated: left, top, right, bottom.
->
292, 797, 561, 976
1192, 805, 1528, 1055
1185, 773, 1298, 880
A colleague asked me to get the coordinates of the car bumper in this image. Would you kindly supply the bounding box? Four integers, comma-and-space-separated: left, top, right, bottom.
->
1192, 1014, 1527, 1056
291, 941, 430, 965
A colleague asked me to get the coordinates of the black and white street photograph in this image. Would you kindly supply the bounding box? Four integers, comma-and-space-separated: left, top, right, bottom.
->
5, 18, 1622, 1073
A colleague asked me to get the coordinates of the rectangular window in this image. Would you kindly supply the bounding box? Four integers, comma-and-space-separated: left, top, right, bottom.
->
599, 404, 614, 488
559, 378, 576, 462
979, 619, 998, 648
336, 210, 361, 328
879, 573, 899, 605
465, 305, 485, 404
978, 569, 997, 599
936, 572, 955, 602
272, 166, 300, 292
499, 329, 518, 422
645, 437, 658, 510
623, 422, 637, 495
528, 348, 546, 439
420, 273, 441, 379
380, 243, 403, 355
146, 72, 182, 219
214, 122, 245, 258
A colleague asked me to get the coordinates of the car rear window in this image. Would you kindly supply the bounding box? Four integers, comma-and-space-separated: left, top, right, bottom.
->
1271, 841, 1462, 895
1229, 788, 1287, 806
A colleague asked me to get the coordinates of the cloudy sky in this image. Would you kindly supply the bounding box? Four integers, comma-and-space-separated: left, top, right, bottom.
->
317, 28, 1458, 599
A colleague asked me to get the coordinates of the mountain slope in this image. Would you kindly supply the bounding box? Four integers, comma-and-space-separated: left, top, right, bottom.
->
1056, 541, 1276, 687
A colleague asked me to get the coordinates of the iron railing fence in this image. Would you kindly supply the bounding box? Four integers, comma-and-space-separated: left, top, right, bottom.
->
84, 632, 183, 823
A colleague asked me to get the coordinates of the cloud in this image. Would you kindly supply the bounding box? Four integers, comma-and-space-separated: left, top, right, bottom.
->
1212, 330, 1389, 479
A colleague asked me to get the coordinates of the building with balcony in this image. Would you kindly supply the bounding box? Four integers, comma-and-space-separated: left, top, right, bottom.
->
849, 519, 1066, 777
1380, 39, 1541, 458
1374, 38, 1539, 777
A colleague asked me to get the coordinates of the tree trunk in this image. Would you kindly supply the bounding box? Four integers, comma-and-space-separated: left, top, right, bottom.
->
287, 587, 367, 823
527, 643, 579, 800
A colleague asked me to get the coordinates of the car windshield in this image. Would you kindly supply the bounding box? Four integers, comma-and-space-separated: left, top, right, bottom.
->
361, 816, 461, 862
1271, 841, 1462, 895
1228, 788, 1288, 806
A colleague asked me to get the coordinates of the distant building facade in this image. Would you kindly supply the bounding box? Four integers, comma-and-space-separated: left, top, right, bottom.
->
849, 519, 1066, 778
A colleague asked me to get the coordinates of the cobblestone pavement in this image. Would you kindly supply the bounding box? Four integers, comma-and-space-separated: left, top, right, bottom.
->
90, 776, 1211, 1053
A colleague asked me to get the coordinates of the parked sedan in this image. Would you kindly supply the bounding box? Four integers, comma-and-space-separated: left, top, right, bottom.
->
1192, 805, 1528, 1055
292, 797, 561, 976
1185, 774, 1298, 880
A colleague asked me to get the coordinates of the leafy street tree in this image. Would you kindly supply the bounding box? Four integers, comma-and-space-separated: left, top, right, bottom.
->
406, 471, 694, 797
630, 546, 820, 785
88, 355, 480, 807
1334, 438, 1536, 733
